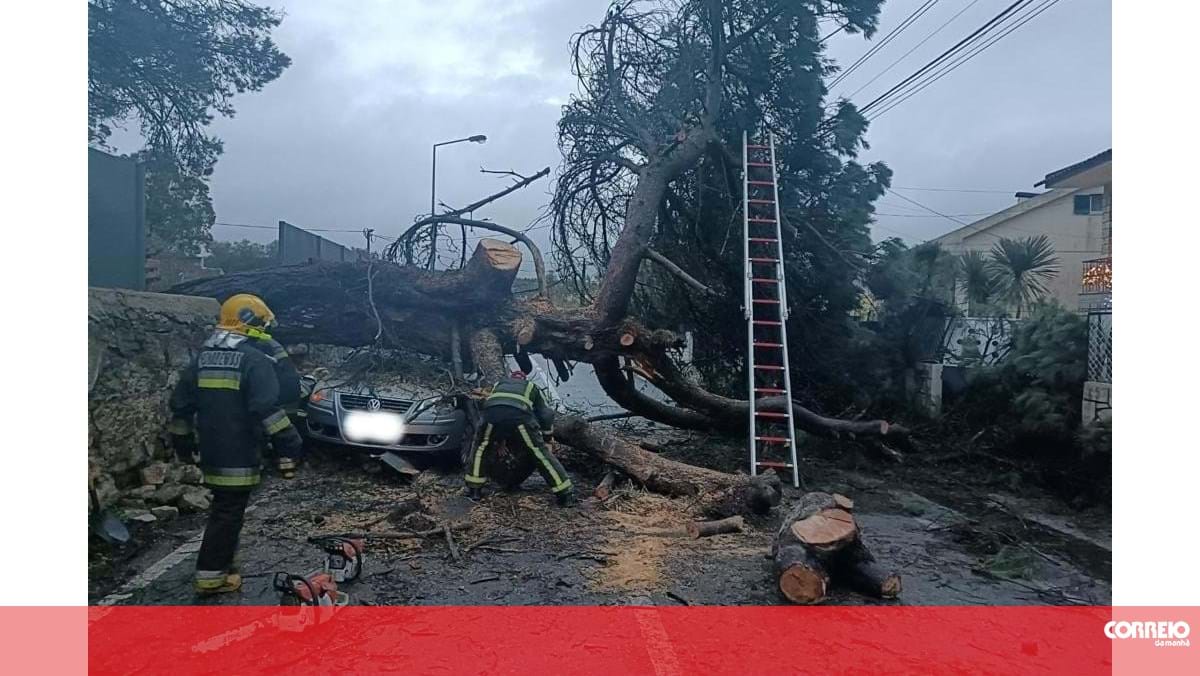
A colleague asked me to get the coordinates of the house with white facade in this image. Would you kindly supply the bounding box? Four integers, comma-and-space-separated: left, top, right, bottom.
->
932, 149, 1112, 313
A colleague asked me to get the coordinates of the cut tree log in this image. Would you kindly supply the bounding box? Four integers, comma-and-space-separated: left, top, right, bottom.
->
686, 516, 744, 538
771, 492, 900, 604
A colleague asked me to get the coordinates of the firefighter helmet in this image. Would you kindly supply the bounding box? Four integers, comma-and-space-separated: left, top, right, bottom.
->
217, 294, 276, 336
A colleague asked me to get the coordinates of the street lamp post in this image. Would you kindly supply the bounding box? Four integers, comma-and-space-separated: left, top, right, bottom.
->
429, 134, 487, 269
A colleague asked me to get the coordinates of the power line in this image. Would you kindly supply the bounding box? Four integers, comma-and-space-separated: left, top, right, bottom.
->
829, 0, 941, 90
867, 0, 1064, 121
892, 185, 1019, 194
885, 188, 970, 226
859, 0, 1032, 116
213, 221, 273, 230
844, 0, 983, 99
884, 187, 1092, 243
876, 212, 994, 218
213, 221, 368, 234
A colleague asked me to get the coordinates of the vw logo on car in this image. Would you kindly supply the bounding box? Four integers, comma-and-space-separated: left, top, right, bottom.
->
366, 398, 382, 411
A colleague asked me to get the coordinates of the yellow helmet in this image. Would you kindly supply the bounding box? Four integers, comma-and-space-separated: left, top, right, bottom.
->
217, 294, 276, 336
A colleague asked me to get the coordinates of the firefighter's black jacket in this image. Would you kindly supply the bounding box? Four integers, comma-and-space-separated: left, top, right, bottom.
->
246, 336, 301, 409
481, 377, 555, 430
169, 332, 303, 489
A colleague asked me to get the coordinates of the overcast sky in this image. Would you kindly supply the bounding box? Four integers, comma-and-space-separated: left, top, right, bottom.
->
107, 0, 1111, 274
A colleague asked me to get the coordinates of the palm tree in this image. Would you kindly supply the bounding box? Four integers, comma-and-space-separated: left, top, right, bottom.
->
958, 250, 994, 312
986, 235, 1060, 318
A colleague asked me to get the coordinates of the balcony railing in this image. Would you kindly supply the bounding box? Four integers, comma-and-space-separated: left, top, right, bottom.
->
1081, 257, 1112, 295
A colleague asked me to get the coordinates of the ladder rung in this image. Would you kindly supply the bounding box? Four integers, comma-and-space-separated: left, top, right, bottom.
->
748, 257, 778, 263
748, 199, 775, 204
755, 387, 785, 394
756, 461, 794, 469
746, 161, 772, 167
755, 365, 785, 371
755, 411, 789, 418
752, 320, 782, 326
748, 217, 776, 223
750, 278, 779, 283
752, 299, 780, 304
753, 342, 783, 347
746, 144, 770, 149
755, 436, 791, 444
747, 180, 774, 186
749, 237, 778, 243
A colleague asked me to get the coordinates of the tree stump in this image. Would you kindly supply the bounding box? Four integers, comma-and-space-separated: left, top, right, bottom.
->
771, 492, 901, 604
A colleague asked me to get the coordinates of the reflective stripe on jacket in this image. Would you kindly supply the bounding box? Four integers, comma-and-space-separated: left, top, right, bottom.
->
169, 335, 303, 489
482, 377, 555, 430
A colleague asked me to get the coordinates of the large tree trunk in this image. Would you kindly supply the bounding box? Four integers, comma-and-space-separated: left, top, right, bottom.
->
771, 492, 901, 604
553, 415, 781, 517
172, 238, 523, 357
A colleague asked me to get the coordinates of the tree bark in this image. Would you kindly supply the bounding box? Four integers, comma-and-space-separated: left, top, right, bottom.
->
172, 238, 523, 355
686, 515, 744, 538
553, 415, 781, 517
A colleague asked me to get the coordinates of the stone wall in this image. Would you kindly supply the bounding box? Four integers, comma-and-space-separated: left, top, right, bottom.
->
88, 288, 219, 511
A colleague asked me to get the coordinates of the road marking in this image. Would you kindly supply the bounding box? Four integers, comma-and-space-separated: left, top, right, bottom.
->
97, 503, 259, 606
628, 594, 683, 676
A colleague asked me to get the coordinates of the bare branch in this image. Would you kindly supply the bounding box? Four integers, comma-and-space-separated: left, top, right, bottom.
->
645, 247, 716, 296
480, 167, 530, 181
394, 216, 548, 297
454, 166, 550, 217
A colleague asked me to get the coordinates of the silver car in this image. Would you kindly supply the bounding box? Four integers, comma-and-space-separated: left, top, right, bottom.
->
301, 378, 472, 467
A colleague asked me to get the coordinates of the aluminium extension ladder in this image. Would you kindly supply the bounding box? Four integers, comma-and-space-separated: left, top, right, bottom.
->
742, 131, 800, 488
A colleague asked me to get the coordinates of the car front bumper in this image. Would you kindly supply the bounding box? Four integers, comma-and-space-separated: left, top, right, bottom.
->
303, 402, 467, 455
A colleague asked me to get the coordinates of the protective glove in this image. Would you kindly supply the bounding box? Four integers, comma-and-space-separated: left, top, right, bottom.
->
272, 426, 305, 478
171, 433, 198, 464
542, 431, 554, 443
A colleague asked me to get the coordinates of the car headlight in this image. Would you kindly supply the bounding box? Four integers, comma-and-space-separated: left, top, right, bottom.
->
309, 388, 335, 408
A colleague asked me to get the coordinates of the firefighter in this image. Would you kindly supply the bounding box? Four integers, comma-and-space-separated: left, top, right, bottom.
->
465, 370, 576, 506
233, 293, 303, 479
168, 294, 305, 595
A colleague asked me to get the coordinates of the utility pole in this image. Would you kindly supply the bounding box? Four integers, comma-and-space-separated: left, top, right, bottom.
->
364, 228, 374, 257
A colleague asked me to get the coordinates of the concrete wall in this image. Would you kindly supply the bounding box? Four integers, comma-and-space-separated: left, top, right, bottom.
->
88, 148, 146, 290
938, 186, 1107, 312
89, 288, 219, 508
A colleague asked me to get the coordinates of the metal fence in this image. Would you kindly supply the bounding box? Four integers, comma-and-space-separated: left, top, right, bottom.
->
278, 220, 363, 265
1087, 311, 1112, 383
940, 316, 1019, 367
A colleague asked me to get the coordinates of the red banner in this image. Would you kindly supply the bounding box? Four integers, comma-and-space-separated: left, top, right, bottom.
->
7, 606, 1200, 674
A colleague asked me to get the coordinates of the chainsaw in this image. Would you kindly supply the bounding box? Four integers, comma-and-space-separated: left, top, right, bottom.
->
273, 571, 349, 607
309, 535, 365, 583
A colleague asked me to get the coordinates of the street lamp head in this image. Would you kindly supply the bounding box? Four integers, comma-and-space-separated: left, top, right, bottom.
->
468, 135, 488, 143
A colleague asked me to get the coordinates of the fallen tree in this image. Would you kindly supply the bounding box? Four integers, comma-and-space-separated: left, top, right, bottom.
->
771, 492, 901, 604
173, 239, 908, 444
172, 0, 909, 490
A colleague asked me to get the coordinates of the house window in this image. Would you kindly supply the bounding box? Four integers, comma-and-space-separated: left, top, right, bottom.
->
1074, 194, 1104, 214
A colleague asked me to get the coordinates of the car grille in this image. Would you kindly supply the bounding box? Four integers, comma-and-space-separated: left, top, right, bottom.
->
338, 393, 414, 414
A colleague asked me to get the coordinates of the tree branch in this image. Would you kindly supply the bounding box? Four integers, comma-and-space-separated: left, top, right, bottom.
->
645, 247, 716, 296
395, 216, 548, 297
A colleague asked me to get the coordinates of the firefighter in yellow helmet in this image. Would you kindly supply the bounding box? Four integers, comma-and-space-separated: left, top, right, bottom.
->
216, 294, 304, 478
168, 293, 305, 595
